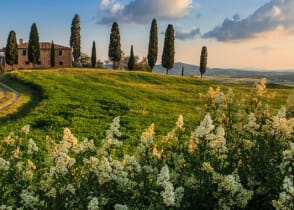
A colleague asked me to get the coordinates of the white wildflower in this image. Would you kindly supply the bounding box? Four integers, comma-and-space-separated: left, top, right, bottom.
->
54, 152, 76, 174
61, 128, 78, 152
175, 186, 184, 208
195, 114, 215, 138
104, 117, 122, 147
176, 115, 184, 130
114, 204, 128, 210
97, 157, 112, 184
123, 155, 141, 174
12, 147, 21, 159
66, 184, 76, 194
20, 190, 43, 208
88, 197, 100, 210
157, 165, 170, 186
21, 125, 30, 135
0, 205, 13, 210
244, 113, 259, 133
273, 176, 294, 210
161, 181, 175, 207
0, 157, 10, 171
28, 138, 38, 154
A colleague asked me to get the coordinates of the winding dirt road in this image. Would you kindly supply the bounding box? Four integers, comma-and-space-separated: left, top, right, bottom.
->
0, 82, 20, 111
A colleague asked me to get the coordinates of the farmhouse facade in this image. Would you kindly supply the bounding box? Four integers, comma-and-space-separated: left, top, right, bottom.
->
1, 39, 72, 70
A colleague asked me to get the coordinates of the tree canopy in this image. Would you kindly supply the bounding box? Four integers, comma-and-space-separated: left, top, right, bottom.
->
128, 45, 135, 70
108, 22, 121, 69
200, 46, 208, 79
28, 23, 40, 65
70, 14, 81, 66
50, 40, 55, 67
5, 30, 18, 67
162, 24, 175, 75
147, 19, 158, 72
91, 41, 97, 68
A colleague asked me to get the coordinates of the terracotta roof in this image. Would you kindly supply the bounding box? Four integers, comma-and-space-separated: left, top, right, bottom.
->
18, 42, 71, 50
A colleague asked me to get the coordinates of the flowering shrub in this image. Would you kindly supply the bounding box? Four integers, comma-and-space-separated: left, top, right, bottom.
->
0, 80, 293, 209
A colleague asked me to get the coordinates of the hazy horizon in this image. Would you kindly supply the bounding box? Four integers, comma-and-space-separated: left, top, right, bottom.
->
1, 0, 294, 71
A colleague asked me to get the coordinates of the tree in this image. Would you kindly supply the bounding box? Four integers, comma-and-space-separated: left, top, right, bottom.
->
5, 30, 18, 69
91, 41, 97, 68
162, 24, 175, 75
128, 45, 135, 70
200, 46, 208, 79
70, 14, 81, 66
50, 40, 55, 67
108, 22, 121, 69
147, 18, 158, 72
28, 23, 40, 67
182, 66, 184, 76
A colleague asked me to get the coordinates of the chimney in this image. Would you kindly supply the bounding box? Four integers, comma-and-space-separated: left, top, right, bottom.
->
19, 39, 23, 45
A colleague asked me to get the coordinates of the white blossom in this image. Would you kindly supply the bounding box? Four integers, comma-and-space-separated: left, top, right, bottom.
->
0, 158, 10, 171
114, 204, 128, 210
195, 114, 215, 138
21, 125, 30, 135
88, 197, 100, 210
28, 138, 38, 154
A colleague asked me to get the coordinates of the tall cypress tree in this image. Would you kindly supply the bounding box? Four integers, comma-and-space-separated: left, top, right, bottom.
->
70, 14, 81, 66
147, 18, 158, 72
5, 30, 18, 69
128, 45, 135, 70
28, 23, 40, 67
108, 22, 121, 69
162, 24, 175, 75
91, 41, 97, 68
50, 40, 55, 68
200, 46, 208, 79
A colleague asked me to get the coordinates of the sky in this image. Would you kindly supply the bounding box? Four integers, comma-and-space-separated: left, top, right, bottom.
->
1, 0, 294, 70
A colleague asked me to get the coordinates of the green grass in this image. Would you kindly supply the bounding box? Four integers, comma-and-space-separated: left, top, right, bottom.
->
0, 69, 293, 146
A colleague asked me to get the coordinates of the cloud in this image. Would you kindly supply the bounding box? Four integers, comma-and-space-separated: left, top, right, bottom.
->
203, 0, 294, 41
175, 28, 201, 40
98, 0, 194, 24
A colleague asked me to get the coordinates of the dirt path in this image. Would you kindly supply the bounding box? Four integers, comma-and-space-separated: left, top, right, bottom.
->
0, 82, 20, 111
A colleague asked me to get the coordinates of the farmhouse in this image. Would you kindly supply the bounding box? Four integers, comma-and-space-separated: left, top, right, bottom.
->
1, 39, 72, 70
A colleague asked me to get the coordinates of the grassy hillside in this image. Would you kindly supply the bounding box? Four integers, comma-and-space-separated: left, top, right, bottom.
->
0, 69, 292, 144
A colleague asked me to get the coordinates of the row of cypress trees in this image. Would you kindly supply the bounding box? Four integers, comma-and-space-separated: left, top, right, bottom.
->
108, 19, 207, 77
4, 14, 207, 77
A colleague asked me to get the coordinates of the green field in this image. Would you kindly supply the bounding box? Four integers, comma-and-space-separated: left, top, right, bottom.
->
0, 69, 293, 143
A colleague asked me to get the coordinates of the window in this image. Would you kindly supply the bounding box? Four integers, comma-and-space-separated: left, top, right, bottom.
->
59, 61, 64, 65
59, 50, 62, 56
22, 50, 27, 56
25, 61, 30, 65
37, 61, 41, 65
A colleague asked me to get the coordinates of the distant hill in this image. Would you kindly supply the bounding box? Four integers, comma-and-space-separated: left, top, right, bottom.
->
153, 62, 294, 85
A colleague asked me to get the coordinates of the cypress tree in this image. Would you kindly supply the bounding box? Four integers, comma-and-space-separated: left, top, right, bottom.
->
50, 40, 55, 67
182, 66, 184, 76
162, 24, 175, 75
91, 41, 97, 68
147, 18, 158, 72
128, 45, 135, 70
200, 46, 208, 79
5, 30, 18, 69
108, 22, 121, 69
28, 23, 40, 67
70, 14, 81, 66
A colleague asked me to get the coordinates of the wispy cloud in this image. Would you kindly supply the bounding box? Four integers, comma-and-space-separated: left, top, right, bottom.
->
203, 0, 294, 41
175, 28, 201, 40
98, 0, 194, 24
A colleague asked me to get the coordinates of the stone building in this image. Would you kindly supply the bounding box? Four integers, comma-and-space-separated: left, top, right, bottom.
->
1, 39, 72, 70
